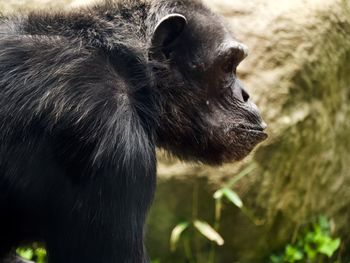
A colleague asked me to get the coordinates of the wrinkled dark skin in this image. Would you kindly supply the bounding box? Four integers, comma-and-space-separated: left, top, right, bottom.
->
0, 0, 266, 263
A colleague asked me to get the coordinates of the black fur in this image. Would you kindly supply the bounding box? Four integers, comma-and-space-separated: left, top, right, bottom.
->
0, 0, 267, 262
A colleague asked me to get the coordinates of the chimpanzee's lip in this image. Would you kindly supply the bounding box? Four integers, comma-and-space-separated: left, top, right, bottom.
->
235, 125, 268, 140
243, 129, 268, 139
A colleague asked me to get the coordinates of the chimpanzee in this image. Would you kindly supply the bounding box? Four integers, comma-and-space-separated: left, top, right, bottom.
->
0, 0, 267, 262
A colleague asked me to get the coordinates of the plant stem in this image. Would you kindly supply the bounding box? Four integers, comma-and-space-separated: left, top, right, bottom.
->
208, 198, 222, 263
240, 206, 265, 226
192, 182, 202, 263
192, 182, 199, 220
183, 237, 194, 263
226, 164, 256, 188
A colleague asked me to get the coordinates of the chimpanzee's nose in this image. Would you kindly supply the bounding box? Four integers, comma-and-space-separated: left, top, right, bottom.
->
241, 87, 250, 102
233, 79, 250, 103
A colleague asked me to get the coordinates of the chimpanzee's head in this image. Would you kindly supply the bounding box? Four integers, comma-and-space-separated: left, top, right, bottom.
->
148, 0, 267, 165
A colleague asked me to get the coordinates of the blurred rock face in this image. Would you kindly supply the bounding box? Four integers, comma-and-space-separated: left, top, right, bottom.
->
149, 0, 350, 262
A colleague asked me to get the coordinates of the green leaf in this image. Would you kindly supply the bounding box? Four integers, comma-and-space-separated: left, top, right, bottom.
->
284, 245, 303, 263
35, 247, 47, 263
170, 222, 189, 252
317, 215, 330, 233
221, 188, 243, 208
304, 243, 318, 260
318, 238, 341, 257
193, 220, 224, 246
213, 189, 224, 200
269, 254, 284, 263
16, 247, 34, 260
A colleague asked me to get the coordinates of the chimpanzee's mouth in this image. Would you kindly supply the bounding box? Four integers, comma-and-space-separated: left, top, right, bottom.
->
233, 123, 265, 131
234, 124, 268, 140
240, 126, 264, 131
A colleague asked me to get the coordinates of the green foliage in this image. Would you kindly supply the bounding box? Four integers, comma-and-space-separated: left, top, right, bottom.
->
169, 165, 257, 263
193, 220, 224, 246
16, 247, 34, 260
213, 187, 243, 208
16, 244, 47, 263
170, 222, 190, 252
270, 216, 341, 263
170, 220, 224, 251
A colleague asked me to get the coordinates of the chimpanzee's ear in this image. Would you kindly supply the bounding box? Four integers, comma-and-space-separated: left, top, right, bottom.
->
149, 14, 187, 60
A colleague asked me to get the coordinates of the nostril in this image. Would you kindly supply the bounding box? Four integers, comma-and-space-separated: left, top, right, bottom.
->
242, 89, 250, 102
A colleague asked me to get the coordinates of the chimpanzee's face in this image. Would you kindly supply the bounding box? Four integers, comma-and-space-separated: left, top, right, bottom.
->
149, 11, 267, 165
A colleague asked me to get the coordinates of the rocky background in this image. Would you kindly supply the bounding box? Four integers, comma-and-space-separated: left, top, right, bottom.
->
1, 0, 350, 262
